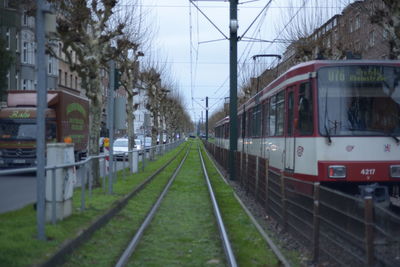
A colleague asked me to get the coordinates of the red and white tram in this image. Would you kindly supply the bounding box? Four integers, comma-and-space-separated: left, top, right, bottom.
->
215, 60, 400, 201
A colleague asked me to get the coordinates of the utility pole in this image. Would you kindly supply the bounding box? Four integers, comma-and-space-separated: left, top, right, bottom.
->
107, 60, 115, 194
35, 0, 47, 241
229, 0, 238, 180
205, 96, 208, 141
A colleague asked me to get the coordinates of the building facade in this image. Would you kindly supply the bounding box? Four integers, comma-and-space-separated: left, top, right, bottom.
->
254, 0, 392, 94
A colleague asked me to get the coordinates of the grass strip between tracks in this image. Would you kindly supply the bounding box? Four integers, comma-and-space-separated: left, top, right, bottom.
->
61, 144, 188, 266
127, 142, 226, 266
199, 143, 281, 266
0, 143, 186, 267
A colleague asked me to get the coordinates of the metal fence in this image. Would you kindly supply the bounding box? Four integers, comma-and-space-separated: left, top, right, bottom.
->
203, 142, 400, 267
0, 139, 184, 224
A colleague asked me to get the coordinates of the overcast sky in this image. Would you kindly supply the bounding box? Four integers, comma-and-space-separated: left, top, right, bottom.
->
140, 0, 352, 122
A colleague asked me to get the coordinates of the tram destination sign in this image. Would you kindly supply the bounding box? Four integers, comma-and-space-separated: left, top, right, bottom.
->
320, 66, 388, 83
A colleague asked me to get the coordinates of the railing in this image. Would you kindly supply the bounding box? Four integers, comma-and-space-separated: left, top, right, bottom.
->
203, 141, 400, 267
0, 139, 185, 223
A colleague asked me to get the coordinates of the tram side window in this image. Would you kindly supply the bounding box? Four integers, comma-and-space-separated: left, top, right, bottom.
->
287, 91, 294, 136
269, 96, 276, 136
298, 82, 314, 135
242, 111, 246, 138
246, 109, 252, 137
276, 91, 285, 136
237, 115, 241, 138
262, 101, 269, 136
252, 104, 261, 137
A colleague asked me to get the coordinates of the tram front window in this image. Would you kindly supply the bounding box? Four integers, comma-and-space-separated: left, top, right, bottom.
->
318, 65, 400, 137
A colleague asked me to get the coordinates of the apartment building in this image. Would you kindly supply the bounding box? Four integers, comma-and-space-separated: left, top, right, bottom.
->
255, 0, 392, 93
0, 1, 58, 95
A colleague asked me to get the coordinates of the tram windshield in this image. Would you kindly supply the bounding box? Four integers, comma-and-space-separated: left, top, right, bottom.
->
318, 65, 400, 137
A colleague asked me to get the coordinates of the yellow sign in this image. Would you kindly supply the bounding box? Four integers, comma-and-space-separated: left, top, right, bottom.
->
104, 138, 109, 148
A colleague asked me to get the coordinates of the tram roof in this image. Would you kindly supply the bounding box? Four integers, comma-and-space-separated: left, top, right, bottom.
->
215, 116, 229, 127
238, 59, 400, 114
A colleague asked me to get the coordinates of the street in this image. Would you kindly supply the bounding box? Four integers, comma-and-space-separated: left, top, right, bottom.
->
0, 157, 133, 214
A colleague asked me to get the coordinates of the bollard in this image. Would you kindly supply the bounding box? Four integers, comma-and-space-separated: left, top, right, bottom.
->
123, 153, 126, 180
51, 168, 56, 224
88, 161, 92, 199
103, 156, 106, 192
81, 162, 86, 211
131, 150, 138, 173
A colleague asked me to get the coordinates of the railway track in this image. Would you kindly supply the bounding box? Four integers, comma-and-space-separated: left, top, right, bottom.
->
115, 143, 237, 266
56, 140, 288, 266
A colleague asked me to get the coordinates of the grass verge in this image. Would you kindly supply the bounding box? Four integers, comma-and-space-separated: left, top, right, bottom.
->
0, 143, 185, 267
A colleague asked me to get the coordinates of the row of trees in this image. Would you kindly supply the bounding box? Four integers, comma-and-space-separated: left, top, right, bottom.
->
15, 0, 192, 183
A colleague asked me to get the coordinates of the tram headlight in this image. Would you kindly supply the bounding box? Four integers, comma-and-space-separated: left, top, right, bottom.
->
390, 165, 400, 178
328, 165, 346, 178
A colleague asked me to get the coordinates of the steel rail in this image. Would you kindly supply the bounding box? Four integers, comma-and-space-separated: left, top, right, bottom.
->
198, 145, 238, 267
201, 141, 291, 267
115, 145, 191, 267
38, 142, 187, 267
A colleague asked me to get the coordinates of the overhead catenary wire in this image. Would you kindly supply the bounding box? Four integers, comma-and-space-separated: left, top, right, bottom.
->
189, 3, 196, 120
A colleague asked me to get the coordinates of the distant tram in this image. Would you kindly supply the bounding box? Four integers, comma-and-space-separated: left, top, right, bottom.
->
215, 60, 400, 201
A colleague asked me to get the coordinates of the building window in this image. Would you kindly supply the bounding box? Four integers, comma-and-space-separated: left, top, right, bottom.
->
64, 72, 68, 87
6, 28, 10, 49
16, 34, 19, 52
22, 79, 27, 90
355, 14, 360, 30
58, 69, 62, 85
349, 19, 353, 33
75, 77, 78, 89
48, 56, 52, 75
22, 42, 28, 63
383, 28, 389, 40
70, 74, 72, 88
6, 72, 10, 90
15, 71, 19, 90
58, 43, 62, 57
23, 13, 27, 26
369, 30, 375, 47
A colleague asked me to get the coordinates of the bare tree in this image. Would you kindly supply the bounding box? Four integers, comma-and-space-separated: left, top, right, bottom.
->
113, 6, 152, 167
139, 66, 167, 156
162, 90, 193, 141
48, 0, 134, 184
368, 0, 400, 59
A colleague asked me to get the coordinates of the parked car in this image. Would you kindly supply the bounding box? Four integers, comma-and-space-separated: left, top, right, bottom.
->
113, 138, 128, 160
134, 139, 142, 150
144, 137, 152, 151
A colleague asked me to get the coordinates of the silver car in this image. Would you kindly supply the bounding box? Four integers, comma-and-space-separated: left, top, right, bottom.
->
113, 138, 128, 160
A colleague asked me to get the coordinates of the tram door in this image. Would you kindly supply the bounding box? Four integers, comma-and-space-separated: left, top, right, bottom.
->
285, 87, 295, 171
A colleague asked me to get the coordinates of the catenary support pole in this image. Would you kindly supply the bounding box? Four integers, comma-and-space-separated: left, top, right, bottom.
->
229, 0, 238, 180
206, 96, 209, 141
35, 0, 47, 241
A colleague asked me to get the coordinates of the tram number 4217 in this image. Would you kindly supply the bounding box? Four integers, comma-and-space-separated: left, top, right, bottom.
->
361, 169, 376, 175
